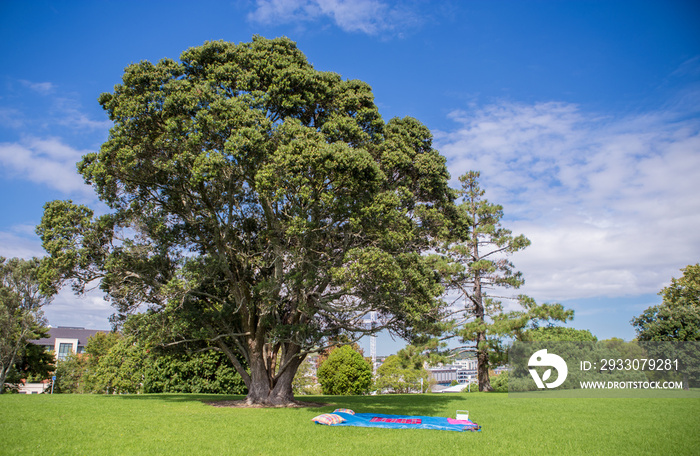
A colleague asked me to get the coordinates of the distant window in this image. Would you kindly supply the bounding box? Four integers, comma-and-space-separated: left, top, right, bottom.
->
77, 346, 84, 354
58, 343, 73, 360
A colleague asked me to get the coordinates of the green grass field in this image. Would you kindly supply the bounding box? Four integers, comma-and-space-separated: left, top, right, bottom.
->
1, 392, 698, 455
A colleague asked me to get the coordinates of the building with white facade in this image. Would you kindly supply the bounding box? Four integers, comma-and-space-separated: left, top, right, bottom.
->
32, 326, 108, 360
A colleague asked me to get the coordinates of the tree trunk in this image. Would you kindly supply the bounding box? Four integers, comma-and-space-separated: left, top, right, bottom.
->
0, 367, 8, 394
473, 267, 493, 392
476, 337, 493, 392
243, 342, 305, 406
0, 346, 19, 394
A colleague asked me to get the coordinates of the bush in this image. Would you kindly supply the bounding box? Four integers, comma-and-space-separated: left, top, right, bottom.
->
490, 371, 508, 392
317, 345, 372, 395
143, 351, 246, 394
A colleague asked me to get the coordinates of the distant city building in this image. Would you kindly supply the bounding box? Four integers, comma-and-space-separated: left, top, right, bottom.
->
427, 359, 478, 387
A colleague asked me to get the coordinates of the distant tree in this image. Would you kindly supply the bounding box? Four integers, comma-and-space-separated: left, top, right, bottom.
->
37, 36, 454, 406
54, 331, 121, 393
90, 335, 147, 394
375, 353, 431, 394
490, 371, 508, 392
7, 326, 55, 383
317, 345, 372, 395
292, 357, 322, 395
54, 353, 89, 393
54, 330, 247, 394
0, 257, 52, 393
632, 264, 700, 342
521, 326, 596, 342
78, 332, 121, 392
632, 264, 700, 388
599, 338, 645, 360
437, 171, 532, 392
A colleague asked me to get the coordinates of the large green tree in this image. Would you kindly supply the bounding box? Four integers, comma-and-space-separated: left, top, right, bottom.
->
0, 257, 52, 393
37, 37, 454, 405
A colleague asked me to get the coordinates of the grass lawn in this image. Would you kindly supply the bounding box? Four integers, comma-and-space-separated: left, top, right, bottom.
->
1, 392, 698, 455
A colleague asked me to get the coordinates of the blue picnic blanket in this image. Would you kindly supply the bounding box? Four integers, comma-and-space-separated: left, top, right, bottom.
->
319, 411, 480, 432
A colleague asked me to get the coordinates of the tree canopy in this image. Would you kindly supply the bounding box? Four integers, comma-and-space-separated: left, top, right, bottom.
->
631, 264, 700, 389
37, 36, 455, 405
375, 345, 432, 393
632, 264, 700, 342
317, 345, 372, 395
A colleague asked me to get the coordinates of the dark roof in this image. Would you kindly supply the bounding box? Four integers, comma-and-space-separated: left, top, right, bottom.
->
33, 327, 110, 347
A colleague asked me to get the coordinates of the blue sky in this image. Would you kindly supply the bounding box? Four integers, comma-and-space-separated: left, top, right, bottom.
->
1, 1, 699, 354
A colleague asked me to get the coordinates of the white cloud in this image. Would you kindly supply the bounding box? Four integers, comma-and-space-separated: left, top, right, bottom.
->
44, 287, 113, 330
0, 227, 46, 259
0, 137, 94, 195
248, 0, 417, 35
436, 99, 700, 302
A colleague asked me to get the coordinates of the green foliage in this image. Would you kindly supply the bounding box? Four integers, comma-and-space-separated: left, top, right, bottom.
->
631, 264, 700, 388
521, 326, 597, 342
36, 36, 455, 405
317, 345, 372, 395
143, 350, 246, 394
54, 353, 90, 393
89, 336, 147, 394
490, 371, 508, 392
633, 304, 700, 342
54, 332, 122, 393
632, 264, 700, 342
375, 345, 433, 393
54, 329, 246, 394
7, 330, 55, 383
375, 355, 431, 393
599, 338, 645, 360
0, 257, 52, 393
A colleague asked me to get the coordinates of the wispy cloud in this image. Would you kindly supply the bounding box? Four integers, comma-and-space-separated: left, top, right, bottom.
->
52, 97, 112, 130
0, 137, 93, 195
248, 0, 419, 35
19, 80, 55, 94
4, 79, 110, 133
436, 99, 700, 302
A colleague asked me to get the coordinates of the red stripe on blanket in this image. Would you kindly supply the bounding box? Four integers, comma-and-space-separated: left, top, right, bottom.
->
370, 417, 422, 424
